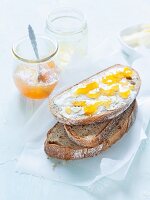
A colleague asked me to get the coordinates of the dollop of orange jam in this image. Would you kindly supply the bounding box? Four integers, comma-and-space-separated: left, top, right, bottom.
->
102, 67, 134, 85
102, 74, 120, 85
75, 82, 99, 95
86, 91, 101, 99
83, 104, 98, 115
119, 90, 131, 99
72, 101, 86, 107
70, 100, 112, 115
123, 67, 133, 78
100, 85, 119, 96
84, 100, 112, 115
95, 100, 112, 109
86, 85, 119, 98
65, 107, 72, 114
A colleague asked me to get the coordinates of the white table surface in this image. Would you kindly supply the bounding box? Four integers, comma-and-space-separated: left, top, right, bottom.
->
1, 0, 150, 199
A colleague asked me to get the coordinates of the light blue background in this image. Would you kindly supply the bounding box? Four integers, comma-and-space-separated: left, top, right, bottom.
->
0, 0, 150, 199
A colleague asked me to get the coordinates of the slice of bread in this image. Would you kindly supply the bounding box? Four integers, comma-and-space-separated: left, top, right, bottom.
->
64, 100, 136, 148
49, 64, 140, 125
44, 101, 137, 160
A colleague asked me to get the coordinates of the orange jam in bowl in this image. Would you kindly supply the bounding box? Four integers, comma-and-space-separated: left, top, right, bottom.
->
12, 35, 59, 99
13, 62, 58, 99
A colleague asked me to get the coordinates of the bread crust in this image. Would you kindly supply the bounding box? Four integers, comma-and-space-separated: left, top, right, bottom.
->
49, 64, 141, 125
44, 101, 137, 160
64, 121, 109, 148
64, 101, 136, 148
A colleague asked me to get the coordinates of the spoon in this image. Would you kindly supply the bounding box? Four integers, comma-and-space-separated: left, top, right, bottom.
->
28, 25, 43, 82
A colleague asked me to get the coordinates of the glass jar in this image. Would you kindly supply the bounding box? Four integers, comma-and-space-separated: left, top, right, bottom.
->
12, 36, 59, 99
46, 7, 88, 68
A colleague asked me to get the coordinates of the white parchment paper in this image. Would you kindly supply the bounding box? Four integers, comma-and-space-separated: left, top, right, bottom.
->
16, 53, 150, 186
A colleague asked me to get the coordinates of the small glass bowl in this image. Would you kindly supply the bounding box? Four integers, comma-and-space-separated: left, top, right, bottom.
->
12, 35, 59, 99
46, 7, 88, 68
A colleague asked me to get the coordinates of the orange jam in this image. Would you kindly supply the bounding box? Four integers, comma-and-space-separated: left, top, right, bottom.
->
72, 67, 134, 106
72, 101, 86, 107
83, 104, 98, 115
86, 84, 119, 98
102, 67, 134, 85
123, 67, 133, 78
13, 61, 58, 99
70, 100, 112, 115
84, 100, 112, 115
65, 107, 72, 114
100, 85, 119, 96
102, 74, 120, 85
75, 82, 99, 95
86, 91, 101, 99
119, 90, 131, 99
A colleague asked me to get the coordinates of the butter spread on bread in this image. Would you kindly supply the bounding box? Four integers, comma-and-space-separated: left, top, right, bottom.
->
49, 64, 140, 125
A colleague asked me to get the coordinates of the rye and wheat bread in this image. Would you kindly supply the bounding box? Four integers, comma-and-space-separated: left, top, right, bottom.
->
49, 65, 140, 125
44, 101, 137, 160
64, 101, 136, 148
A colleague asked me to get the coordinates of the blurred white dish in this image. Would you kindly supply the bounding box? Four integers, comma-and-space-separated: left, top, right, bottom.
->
118, 24, 150, 57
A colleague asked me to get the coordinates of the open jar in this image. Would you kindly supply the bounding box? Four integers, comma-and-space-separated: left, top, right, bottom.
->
12, 36, 59, 99
46, 7, 88, 68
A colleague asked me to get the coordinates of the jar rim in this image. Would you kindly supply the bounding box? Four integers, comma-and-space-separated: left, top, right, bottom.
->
12, 35, 58, 64
46, 7, 87, 36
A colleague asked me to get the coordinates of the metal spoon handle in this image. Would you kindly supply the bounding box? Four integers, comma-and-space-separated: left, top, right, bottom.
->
28, 24, 40, 60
